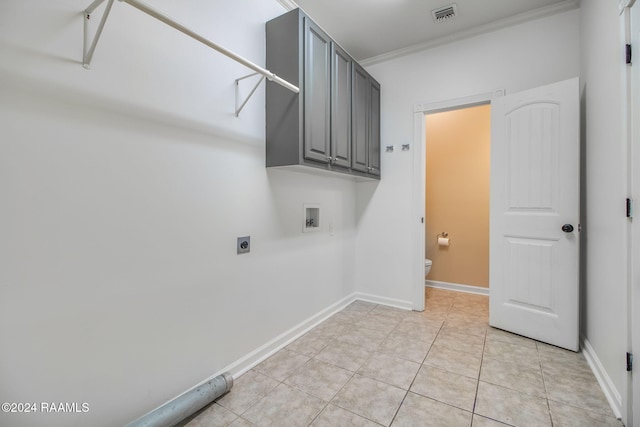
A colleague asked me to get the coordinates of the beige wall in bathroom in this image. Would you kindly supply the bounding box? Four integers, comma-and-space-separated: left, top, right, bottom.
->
425, 104, 490, 288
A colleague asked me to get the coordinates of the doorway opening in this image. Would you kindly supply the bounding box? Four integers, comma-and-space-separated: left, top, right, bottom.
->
424, 104, 491, 295
410, 91, 497, 312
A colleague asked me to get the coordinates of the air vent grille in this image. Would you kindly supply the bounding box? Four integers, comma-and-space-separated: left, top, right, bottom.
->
432, 4, 458, 22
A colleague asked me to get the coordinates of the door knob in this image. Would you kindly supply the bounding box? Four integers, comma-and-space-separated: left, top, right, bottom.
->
562, 224, 574, 233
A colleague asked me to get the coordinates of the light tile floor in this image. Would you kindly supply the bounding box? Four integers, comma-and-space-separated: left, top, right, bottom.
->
184, 288, 624, 427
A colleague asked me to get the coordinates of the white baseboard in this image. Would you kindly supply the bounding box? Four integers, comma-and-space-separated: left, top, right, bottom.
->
212, 292, 412, 382
165, 290, 413, 420
217, 292, 359, 379
581, 336, 623, 419
354, 292, 413, 311
131, 292, 361, 425
425, 280, 490, 296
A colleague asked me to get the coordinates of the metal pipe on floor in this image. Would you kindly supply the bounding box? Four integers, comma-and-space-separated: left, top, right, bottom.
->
126, 372, 233, 427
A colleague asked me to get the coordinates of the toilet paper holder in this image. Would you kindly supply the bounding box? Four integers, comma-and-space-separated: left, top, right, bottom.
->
437, 232, 451, 246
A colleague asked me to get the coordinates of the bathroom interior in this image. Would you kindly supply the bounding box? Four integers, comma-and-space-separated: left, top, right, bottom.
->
424, 103, 491, 294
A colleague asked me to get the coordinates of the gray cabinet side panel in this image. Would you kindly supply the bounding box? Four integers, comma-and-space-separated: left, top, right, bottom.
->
369, 80, 381, 176
266, 10, 301, 167
351, 64, 369, 173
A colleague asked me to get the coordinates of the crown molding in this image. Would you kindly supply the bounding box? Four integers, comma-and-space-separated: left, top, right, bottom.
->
361, 0, 581, 66
274, 0, 298, 11
619, 0, 636, 14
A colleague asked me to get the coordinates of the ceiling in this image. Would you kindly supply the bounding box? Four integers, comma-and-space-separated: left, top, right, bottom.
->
285, 0, 580, 63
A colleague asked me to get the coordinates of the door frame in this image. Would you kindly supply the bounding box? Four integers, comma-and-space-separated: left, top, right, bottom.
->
411, 90, 503, 311
626, 1, 639, 425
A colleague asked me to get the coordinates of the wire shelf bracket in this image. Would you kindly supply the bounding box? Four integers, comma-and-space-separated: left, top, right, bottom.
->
82, 0, 299, 115
235, 72, 265, 117
83, 0, 116, 69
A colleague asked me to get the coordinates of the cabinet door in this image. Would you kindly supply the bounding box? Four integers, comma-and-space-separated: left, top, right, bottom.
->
368, 80, 381, 176
304, 18, 331, 164
331, 43, 351, 168
351, 64, 369, 173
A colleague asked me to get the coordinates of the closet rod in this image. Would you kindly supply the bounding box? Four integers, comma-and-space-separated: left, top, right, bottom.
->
83, 0, 300, 94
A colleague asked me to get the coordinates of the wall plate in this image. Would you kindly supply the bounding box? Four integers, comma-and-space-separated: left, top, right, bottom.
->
237, 236, 250, 254
303, 204, 320, 233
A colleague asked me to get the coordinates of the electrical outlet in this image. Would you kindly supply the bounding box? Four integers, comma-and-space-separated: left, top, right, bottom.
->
237, 236, 250, 254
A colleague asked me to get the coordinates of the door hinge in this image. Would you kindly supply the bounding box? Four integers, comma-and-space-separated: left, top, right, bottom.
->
627, 44, 632, 65
627, 352, 633, 372
627, 198, 633, 218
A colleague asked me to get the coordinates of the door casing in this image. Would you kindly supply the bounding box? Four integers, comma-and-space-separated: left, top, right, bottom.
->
412, 91, 501, 311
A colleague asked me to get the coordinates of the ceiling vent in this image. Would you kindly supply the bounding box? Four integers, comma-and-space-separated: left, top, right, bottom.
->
432, 4, 458, 23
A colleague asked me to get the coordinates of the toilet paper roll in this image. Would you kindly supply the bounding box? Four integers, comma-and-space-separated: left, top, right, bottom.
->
438, 237, 450, 247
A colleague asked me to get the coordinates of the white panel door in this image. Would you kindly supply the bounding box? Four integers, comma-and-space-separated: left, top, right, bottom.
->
490, 77, 580, 351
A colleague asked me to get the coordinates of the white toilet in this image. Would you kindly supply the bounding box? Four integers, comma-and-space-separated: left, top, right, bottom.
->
424, 258, 432, 277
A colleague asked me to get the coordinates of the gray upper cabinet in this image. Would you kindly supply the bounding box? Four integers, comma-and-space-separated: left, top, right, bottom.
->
352, 63, 380, 176
303, 19, 331, 164
266, 9, 380, 179
331, 43, 352, 169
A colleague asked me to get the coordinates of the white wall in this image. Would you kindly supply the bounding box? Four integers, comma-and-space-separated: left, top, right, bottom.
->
0, 1, 358, 426
579, 0, 628, 417
356, 9, 581, 304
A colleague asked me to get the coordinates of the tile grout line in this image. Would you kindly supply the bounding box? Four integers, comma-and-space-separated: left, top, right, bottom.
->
388, 297, 451, 426
304, 303, 373, 426
246, 303, 368, 426
305, 302, 402, 427
452, 291, 490, 425
537, 341, 555, 427
471, 325, 487, 419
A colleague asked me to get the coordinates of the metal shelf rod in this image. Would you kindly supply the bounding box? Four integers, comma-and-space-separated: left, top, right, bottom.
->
85, 0, 108, 14
94, 0, 300, 94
